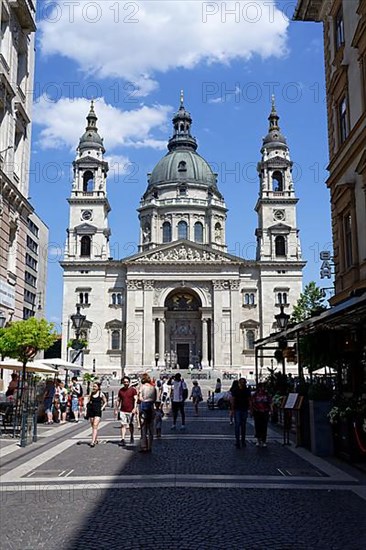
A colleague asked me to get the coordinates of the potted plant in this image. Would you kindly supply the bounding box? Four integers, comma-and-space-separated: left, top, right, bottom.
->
328, 395, 366, 462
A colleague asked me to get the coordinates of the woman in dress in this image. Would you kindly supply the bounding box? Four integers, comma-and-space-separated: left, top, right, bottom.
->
190, 380, 203, 416
85, 382, 107, 447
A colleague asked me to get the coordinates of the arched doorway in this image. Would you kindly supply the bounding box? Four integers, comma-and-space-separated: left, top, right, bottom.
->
164, 289, 202, 369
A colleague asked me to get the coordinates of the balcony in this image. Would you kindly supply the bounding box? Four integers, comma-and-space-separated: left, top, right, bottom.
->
9, 0, 36, 32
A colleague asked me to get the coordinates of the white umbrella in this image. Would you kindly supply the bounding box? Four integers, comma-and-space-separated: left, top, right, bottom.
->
40, 358, 80, 369
0, 360, 58, 374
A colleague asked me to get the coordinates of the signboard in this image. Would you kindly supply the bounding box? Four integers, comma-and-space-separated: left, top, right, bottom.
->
0, 279, 15, 309
284, 393, 299, 409
320, 251, 332, 279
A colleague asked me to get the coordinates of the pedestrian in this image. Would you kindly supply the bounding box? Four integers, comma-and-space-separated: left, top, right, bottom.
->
190, 380, 203, 416
161, 378, 171, 413
154, 401, 164, 438
228, 379, 239, 425
215, 378, 222, 393
171, 372, 188, 430
58, 382, 68, 424
138, 373, 157, 452
5, 373, 18, 399
230, 377, 252, 448
251, 383, 272, 447
70, 376, 83, 423
85, 382, 107, 447
43, 379, 56, 424
116, 376, 138, 447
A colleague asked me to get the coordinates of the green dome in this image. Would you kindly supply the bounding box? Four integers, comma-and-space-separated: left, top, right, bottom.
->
149, 149, 217, 188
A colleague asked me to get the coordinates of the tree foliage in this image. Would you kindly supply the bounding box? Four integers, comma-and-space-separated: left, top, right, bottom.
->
291, 281, 327, 324
1, 318, 58, 365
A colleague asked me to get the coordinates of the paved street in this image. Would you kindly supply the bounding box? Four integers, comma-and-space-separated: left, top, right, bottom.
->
1, 401, 366, 550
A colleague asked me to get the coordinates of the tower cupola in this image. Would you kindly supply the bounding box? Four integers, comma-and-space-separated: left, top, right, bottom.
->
168, 91, 198, 152
78, 100, 105, 153
262, 95, 287, 149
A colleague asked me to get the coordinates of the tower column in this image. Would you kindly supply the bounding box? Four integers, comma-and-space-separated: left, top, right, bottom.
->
158, 318, 165, 366
201, 318, 208, 367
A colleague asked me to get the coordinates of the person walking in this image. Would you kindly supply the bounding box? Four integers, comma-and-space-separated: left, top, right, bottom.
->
251, 383, 272, 447
116, 376, 138, 447
161, 378, 171, 413
190, 380, 203, 416
58, 382, 68, 424
154, 401, 164, 438
215, 378, 222, 393
231, 378, 252, 448
85, 382, 107, 447
171, 372, 188, 430
228, 379, 239, 425
138, 373, 157, 452
70, 376, 83, 423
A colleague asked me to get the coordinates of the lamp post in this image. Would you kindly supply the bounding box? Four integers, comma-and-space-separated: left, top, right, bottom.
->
155, 352, 159, 368
70, 305, 86, 380
275, 305, 290, 376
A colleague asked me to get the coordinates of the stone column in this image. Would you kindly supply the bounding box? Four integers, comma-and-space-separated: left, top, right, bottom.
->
201, 318, 208, 367
159, 318, 165, 366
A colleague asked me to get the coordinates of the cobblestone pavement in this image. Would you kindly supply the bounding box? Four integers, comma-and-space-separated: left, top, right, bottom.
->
1, 402, 366, 550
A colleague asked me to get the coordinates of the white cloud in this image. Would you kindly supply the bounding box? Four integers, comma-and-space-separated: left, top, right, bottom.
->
33, 96, 171, 151
39, 1, 289, 93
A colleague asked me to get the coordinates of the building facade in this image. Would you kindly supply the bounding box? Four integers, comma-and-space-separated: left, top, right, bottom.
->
61, 98, 305, 376
0, 0, 48, 322
294, 0, 366, 303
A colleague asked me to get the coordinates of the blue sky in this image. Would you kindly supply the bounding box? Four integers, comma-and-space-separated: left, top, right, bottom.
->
30, 1, 332, 329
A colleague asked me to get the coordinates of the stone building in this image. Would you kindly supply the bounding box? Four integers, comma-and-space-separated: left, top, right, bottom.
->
0, 0, 48, 323
61, 97, 305, 376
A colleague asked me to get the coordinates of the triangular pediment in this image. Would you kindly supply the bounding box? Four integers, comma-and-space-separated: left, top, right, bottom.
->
74, 223, 97, 234
267, 222, 291, 232
125, 240, 242, 264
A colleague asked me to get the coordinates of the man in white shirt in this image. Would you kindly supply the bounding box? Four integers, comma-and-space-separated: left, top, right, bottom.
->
171, 372, 188, 430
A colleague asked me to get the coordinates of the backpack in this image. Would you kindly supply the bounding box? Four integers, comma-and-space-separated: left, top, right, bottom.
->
75, 383, 83, 398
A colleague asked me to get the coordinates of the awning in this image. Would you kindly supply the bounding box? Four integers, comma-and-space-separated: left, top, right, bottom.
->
0, 360, 58, 374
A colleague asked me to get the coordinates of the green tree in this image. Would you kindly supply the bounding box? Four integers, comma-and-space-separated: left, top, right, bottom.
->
291, 281, 327, 324
2, 318, 58, 367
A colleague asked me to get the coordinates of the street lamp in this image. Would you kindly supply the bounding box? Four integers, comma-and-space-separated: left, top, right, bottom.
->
70, 305, 86, 376
155, 352, 159, 368
275, 304, 290, 331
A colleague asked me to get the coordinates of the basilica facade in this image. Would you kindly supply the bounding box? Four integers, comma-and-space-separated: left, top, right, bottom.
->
61, 97, 305, 376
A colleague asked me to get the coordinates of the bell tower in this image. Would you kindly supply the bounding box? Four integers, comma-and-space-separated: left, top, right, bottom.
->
64, 102, 111, 261
255, 97, 302, 263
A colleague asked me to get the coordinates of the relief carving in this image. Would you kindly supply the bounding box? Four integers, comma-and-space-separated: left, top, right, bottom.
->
135, 244, 230, 263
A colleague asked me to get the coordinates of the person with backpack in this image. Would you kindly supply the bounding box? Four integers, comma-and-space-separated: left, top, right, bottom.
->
70, 376, 83, 423
171, 372, 188, 430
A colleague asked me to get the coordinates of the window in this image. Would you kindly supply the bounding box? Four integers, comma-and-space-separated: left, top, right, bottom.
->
162, 221, 172, 243
23, 307, 35, 320
272, 171, 283, 192
244, 293, 255, 306
178, 220, 188, 240
79, 292, 89, 305
28, 219, 39, 237
111, 293, 123, 305
83, 171, 94, 193
194, 222, 203, 243
338, 95, 349, 144
178, 161, 187, 172
27, 235, 38, 254
24, 289, 36, 305
111, 330, 121, 350
246, 330, 255, 350
25, 271, 36, 287
275, 236, 286, 256
343, 213, 353, 268
179, 186, 187, 196
335, 7, 345, 50
80, 235, 91, 257
277, 292, 288, 305
25, 253, 37, 271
